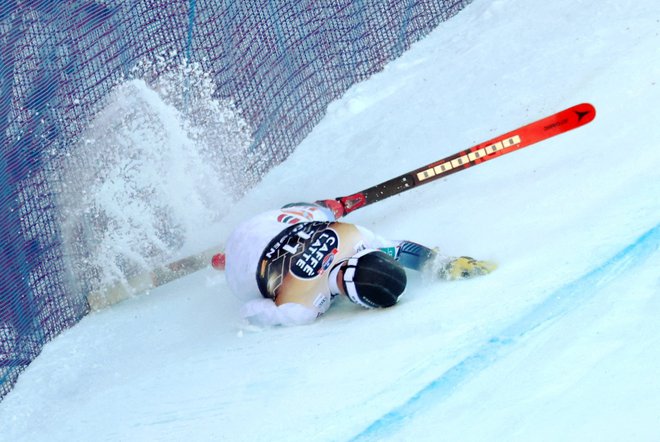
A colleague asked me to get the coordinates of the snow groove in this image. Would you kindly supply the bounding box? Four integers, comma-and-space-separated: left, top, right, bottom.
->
351, 223, 660, 442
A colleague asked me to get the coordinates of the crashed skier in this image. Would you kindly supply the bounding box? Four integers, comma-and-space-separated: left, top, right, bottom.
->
214, 200, 495, 326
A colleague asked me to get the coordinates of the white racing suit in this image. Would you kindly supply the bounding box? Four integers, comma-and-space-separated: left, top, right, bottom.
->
224, 203, 438, 326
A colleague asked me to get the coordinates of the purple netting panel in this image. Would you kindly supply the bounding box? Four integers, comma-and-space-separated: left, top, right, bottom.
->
197, 0, 470, 173
0, 0, 472, 399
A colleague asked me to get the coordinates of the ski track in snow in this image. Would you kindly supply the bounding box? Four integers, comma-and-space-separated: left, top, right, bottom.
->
351, 223, 660, 441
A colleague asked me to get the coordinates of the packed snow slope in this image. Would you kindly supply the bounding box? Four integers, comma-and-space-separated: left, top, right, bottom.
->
2, 0, 659, 440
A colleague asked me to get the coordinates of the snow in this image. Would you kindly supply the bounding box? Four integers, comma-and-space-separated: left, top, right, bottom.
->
2, 0, 660, 440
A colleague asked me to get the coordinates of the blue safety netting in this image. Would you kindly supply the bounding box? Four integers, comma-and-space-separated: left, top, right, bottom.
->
0, 0, 471, 399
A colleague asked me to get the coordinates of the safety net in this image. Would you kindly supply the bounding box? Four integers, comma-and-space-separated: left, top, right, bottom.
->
0, 0, 471, 399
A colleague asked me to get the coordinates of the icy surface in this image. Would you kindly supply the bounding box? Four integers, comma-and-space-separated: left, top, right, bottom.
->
2, 0, 660, 441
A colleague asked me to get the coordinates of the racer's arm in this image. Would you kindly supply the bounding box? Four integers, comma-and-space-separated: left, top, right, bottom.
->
355, 225, 496, 279
353, 225, 437, 271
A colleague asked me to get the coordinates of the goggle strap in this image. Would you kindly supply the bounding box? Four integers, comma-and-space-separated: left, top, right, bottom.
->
328, 260, 347, 296
343, 260, 364, 306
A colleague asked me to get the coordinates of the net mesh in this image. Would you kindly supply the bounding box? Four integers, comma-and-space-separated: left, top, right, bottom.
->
0, 0, 472, 399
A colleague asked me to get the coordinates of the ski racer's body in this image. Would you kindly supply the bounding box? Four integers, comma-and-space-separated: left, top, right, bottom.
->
223, 201, 494, 326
